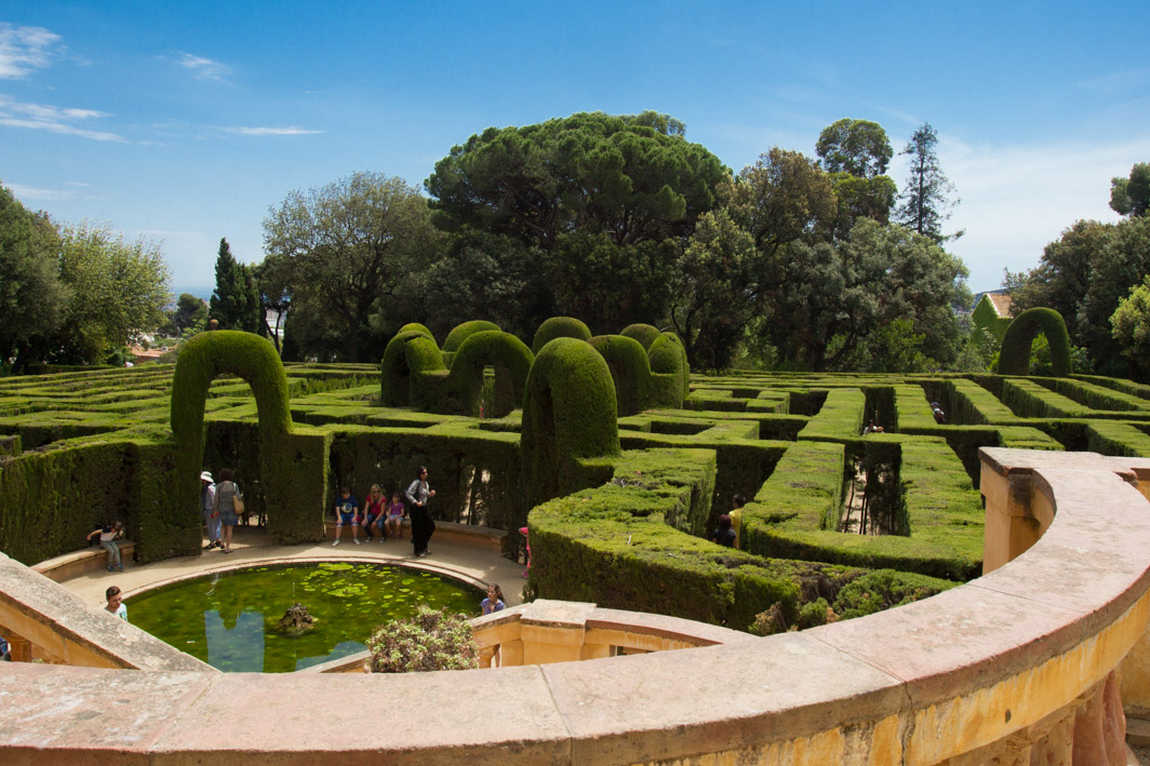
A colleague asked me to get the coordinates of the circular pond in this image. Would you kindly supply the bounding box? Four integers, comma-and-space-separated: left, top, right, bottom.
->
126, 562, 484, 672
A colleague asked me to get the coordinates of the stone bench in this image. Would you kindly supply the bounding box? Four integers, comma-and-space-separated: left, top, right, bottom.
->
324, 518, 506, 553
32, 541, 136, 583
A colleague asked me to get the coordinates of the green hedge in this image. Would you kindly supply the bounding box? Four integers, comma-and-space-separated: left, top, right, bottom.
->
797, 388, 866, 441
1001, 378, 1091, 418
741, 435, 983, 580
529, 446, 954, 631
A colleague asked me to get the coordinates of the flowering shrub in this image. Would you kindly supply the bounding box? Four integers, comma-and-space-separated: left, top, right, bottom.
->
366, 605, 478, 673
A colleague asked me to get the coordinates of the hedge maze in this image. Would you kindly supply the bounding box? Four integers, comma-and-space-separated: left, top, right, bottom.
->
4, 320, 1150, 634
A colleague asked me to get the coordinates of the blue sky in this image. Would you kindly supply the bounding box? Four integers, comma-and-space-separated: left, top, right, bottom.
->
2, 1, 1148, 293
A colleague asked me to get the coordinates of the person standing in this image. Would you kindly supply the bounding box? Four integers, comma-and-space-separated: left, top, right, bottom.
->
405, 466, 436, 558
201, 471, 221, 550
213, 468, 241, 554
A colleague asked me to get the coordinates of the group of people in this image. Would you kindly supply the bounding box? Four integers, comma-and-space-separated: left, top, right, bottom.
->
200, 468, 243, 554
332, 466, 438, 558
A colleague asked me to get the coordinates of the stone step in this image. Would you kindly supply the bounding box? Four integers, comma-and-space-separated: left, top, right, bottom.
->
1128, 716, 1150, 747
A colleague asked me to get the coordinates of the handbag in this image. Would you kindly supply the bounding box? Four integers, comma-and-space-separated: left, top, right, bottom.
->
232, 484, 245, 515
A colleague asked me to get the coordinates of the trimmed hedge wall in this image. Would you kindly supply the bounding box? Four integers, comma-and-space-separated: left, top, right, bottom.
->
741, 435, 983, 580
797, 388, 866, 441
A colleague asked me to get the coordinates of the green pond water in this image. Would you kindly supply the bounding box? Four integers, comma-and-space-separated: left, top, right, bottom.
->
126, 562, 483, 672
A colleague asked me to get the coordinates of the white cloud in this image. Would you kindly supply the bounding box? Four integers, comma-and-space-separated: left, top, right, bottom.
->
0, 95, 125, 141
224, 126, 323, 136
6, 182, 76, 201
179, 53, 230, 81
0, 23, 60, 78
890, 135, 1150, 291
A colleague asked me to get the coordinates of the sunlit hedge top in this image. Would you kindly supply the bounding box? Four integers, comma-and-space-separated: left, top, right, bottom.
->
619, 323, 662, 349
442, 320, 501, 353
532, 316, 592, 354
170, 330, 291, 445
397, 322, 434, 339
999, 307, 1071, 377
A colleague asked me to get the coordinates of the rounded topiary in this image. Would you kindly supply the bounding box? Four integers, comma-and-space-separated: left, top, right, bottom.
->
442, 320, 501, 353
998, 307, 1071, 376
619, 323, 662, 350
381, 330, 441, 406
588, 334, 652, 416
366, 605, 478, 673
522, 337, 620, 508
397, 322, 434, 339
532, 316, 592, 354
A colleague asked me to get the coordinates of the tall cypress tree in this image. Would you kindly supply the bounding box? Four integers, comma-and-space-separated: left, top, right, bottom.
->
209, 238, 260, 332
896, 123, 958, 243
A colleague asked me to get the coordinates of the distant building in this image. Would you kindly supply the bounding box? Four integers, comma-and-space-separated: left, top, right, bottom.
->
971, 290, 1013, 342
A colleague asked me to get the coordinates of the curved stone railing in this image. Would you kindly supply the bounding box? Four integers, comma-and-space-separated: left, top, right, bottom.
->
2, 448, 1150, 763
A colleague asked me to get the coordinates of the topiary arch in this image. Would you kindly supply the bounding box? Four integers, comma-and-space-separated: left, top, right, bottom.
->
171, 330, 327, 547
998, 307, 1071, 377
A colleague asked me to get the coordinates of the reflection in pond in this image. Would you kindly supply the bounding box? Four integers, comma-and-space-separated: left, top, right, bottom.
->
127, 563, 482, 672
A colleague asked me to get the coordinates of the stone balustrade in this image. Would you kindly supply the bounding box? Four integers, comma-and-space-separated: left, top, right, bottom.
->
0, 447, 1149, 763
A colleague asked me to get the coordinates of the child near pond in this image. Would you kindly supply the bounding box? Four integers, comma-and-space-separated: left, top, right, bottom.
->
332, 487, 361, 546
385, 491, 406, 540
86, 521, 125, 571
481, 583, 505, 615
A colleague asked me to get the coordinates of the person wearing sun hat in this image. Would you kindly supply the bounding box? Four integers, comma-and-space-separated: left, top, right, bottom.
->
200, 470, 221, 550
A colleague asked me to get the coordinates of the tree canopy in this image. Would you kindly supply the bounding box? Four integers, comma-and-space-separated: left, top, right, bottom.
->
426, 111, 728, 249
263, 172, 442, 362
815, 119, 893, 178
1111, 276, 1150, 380
0, 185, 65, 370
52, 223, 170, 364
1110, 162, 1150, 218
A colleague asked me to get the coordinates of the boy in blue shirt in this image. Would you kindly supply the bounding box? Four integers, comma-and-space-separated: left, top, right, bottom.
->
332, 487, 361, 546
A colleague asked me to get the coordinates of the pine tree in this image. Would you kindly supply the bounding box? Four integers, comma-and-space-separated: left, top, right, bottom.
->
896, 123, 958, 243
